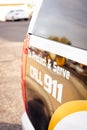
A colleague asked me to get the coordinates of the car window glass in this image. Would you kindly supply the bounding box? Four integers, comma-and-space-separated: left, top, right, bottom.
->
9, 10, 14, 13
32, 0, 87, 50
16, 10, 24, 12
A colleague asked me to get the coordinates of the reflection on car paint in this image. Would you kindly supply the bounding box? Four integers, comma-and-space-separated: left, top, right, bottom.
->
26, 43, 87, 129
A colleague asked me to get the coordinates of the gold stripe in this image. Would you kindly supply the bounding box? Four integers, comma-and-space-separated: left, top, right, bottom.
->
48, 100, 87, 130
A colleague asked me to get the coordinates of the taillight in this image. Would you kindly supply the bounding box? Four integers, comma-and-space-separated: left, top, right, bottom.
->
23, 34, 29, 54
21, 34, 29, 112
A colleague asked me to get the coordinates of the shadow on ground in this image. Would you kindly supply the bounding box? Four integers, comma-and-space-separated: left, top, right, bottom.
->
0, 123, 22, 130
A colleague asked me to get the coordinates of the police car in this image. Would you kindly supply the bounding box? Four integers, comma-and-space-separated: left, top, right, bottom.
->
21, 0, 87, 129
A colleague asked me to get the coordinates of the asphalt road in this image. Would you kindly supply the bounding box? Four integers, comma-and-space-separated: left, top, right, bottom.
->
0, 20, 29, 130
0, 20, 29, 42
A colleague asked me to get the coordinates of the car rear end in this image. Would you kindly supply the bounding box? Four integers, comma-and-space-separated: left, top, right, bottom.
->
21, 0, 87, 130
14, 10, 29, 20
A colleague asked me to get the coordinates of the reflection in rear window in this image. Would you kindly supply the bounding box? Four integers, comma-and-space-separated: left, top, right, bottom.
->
32, 0, 87, 50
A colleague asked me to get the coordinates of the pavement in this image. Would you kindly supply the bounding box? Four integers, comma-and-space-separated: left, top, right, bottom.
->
0, 39, 25, 130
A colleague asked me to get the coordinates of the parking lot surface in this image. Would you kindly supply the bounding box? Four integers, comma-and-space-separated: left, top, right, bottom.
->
0, 21, 29, 130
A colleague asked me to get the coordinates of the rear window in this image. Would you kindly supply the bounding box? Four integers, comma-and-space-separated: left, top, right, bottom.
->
31, 0, 87, 50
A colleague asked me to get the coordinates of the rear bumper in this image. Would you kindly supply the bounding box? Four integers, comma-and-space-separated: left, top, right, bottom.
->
21, 112, 35, 130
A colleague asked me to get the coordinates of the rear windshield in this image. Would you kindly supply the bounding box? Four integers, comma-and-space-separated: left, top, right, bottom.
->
32, 0, 87, 50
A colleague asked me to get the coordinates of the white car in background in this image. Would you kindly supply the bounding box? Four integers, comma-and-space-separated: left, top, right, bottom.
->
5, 9, 30, 21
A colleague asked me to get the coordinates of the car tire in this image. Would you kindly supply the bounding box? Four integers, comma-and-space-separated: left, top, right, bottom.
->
24, 18, 28, 21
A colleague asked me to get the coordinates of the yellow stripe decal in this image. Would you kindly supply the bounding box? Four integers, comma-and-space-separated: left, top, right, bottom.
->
48, 100, 87, 130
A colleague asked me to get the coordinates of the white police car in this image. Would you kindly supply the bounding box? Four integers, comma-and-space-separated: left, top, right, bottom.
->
21, 0, 87, 129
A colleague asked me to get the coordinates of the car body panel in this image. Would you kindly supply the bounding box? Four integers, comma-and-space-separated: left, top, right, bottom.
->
21, 0, 87, 129
22, 112, 35, 130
